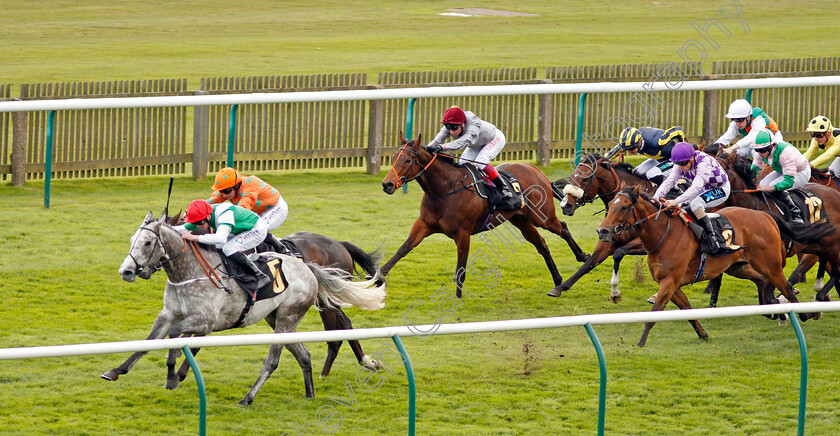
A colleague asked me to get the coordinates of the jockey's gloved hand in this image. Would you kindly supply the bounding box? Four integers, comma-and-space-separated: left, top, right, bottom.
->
426, 145, 443, 154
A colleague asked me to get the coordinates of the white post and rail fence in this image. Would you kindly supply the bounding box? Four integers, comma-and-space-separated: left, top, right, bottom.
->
2, 301, 840, 436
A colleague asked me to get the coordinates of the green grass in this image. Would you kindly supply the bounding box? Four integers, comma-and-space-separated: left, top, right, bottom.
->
3, 1, 840, 434
2, 163, 840, 435
1, 0, 838, 89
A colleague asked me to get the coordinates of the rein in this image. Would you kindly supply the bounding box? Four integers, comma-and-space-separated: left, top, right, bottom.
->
387, 146, 439, 189
188, 241, 226, 290
568, 160, 627, 207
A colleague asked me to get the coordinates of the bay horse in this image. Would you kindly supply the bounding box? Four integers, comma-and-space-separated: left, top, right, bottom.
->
380, 133, 589, 297
596, 185, 832, 347
553, 153, 652, 302
111, 211, 387, 406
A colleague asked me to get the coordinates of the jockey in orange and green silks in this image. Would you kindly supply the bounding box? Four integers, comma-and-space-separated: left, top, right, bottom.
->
208, 167, 288, 232
716, 99, 783, 158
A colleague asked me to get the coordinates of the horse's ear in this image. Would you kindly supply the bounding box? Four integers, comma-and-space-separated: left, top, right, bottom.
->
697, 140, 706, 152
631, 184, 642, 195
157, 210, 168, 223
416, 133, 422, 146
618, 180, 627, 190
167, 210, 183, 226
144, 211, 154, 224
399, 131, 406, 144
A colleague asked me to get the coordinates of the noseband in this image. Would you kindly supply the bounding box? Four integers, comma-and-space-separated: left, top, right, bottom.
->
609, 191, 673, 253
566, 160, 622, 207
387, 145, 438, 189
127, 223, 186, 275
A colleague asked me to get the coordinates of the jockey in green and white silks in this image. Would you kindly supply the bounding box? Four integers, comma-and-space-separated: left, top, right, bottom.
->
605, 126, 686, 185
717, 99, 783, 158
175, 199, 271, 288
750, 129, 810, 224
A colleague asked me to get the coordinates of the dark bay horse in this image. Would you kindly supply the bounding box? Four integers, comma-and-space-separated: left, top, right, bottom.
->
380, 133, 588, 297
111, 212, 387, 405
596, 185, 831, 347
284, 231, 383, 377
553, 153, 651, 302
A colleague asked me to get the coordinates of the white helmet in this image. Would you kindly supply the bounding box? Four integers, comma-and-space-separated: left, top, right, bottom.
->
725, 99, 752, 119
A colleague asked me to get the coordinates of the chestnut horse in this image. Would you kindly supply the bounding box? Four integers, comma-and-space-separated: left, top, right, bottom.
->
596, 185, 832, 347
380, 133, 588, 297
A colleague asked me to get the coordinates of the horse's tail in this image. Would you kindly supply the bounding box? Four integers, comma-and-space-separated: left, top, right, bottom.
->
340, 241, 382, 277
767, 213, 837, 245
307, 263, 387, 311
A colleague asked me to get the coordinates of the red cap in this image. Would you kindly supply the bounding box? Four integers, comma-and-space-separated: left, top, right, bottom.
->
441, 107, 466, 125
185, 199, 212, 224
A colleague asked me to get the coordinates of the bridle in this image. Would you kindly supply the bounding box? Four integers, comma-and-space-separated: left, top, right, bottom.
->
126, 222, 187, 276
387, 144, 439, 189
608, 191, 672, 253
565, 159, 623, 208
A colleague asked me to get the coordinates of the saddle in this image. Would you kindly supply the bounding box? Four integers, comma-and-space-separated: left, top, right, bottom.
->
462, 164, 525, 211
765, 187, 819, 225
679, 210, 743, 256
256, 238, 302, 259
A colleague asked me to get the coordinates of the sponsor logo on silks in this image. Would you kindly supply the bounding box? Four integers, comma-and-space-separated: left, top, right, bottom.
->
701, 188, 726, 202
235, 235, 245, 244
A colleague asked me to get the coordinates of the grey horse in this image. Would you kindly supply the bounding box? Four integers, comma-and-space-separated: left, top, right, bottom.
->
110, 211, 387, 406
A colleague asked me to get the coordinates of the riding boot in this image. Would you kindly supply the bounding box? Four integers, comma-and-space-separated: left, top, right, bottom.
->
699, 215, 724, 252
229, 251, 272, 289
773, 190, 804, 224
649, 174, 666, 186
491, 176, 513, 198
264, 233, 289, 255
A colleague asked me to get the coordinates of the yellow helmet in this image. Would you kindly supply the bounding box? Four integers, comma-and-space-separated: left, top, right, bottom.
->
618, 127, 642, 150
806, 115, 832, 132
212, 167, 240, 191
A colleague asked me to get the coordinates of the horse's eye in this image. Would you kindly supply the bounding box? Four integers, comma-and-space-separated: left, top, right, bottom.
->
144, 241, 152, 247
404, 158, 411, 164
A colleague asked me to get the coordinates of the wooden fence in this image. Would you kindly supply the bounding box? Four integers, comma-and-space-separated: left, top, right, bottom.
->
3, 57, 840, 183
14, 80, 189, 180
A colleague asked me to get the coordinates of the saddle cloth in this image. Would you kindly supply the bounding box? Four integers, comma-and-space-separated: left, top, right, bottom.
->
681, 211, 743, 256
462, 164, 525, 210
222, 252, 289, 301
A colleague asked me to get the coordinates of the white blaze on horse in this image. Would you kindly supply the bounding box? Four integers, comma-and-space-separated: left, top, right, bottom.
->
111, 211, 387, 406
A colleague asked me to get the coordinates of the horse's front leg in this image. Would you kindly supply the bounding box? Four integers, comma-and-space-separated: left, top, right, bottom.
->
638, 280, 679, 347
101, 311, 174, 381
669, 288, 708, 340
176, 336, 204, 382
549, 239, 618, 298
788, 253, 819, 289
378, 218, 432, 280
165, 315, 214, 390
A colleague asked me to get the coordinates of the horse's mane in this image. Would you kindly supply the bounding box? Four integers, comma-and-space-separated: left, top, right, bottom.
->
582, 152, 636, 176
729, 154, 757, 189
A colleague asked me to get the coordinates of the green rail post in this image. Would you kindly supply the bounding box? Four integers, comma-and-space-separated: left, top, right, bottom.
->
788, 310, 808, 436
575, 94, 588, 167
584, 323, 606, 436
227, 104, 238, 168
181, 346, 207, 436
44, 110, 56, 209
403, 98, 417, 194
391, 335, 416, 436
745, 89, 753, 105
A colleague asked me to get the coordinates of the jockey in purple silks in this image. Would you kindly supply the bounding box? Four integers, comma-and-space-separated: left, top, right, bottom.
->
653, 142, 731, 252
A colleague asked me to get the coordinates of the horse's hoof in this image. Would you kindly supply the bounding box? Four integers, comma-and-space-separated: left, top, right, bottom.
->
813, 312, 823, 321
164, 381, 180, 390
101, 370, 119, 381
237, 399, 252, 407
646, 294, 657, 304
547, 287, 563, 297
609, 294, 622, 304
